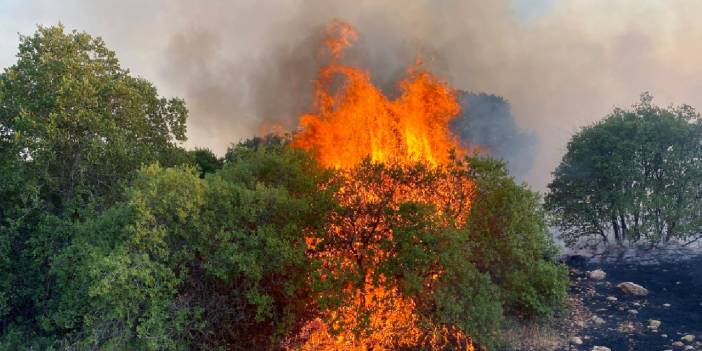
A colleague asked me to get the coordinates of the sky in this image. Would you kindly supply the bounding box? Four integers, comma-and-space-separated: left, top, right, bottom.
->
1, 0, 701, 191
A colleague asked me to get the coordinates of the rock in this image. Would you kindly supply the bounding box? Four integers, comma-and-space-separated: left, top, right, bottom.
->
627, 309, 638, 315
592, 347, 611, 351
569, 336, 583, 345
672, 341, 685, 347
663, 303, 671, 308
606, 296, 618, 302
648, 319, 662, 329
591, 315, 606, 325
618, 282, 649, 296
662, 334, 669, 338
682, 334, 696, 342
589, 269, 607, 280
618, 321, 636, 333
684, 346, 694, 351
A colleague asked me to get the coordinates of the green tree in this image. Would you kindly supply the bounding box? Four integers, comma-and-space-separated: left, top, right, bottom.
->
44, 144, 335, 350
0, 24, 188, 345
188, 147, 223, 177
546, 93, 702, 246
0, 24, 187, 209
464, 157, 567, 319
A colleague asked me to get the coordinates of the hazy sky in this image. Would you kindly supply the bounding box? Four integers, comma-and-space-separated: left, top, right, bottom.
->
2, 0, 701, 191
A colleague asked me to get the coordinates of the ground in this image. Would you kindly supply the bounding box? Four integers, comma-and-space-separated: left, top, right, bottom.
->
505, 247, 702, 351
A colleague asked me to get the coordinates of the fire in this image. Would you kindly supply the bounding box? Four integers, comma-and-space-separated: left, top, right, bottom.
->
287, 20, 474, 351
292, 20, 465, 169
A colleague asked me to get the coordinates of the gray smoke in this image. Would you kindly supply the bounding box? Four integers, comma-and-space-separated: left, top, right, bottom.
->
451, 92, 537, 181
5, 0, 702, 191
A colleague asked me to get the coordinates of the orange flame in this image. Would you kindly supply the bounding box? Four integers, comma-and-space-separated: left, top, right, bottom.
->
292, 21, 464, 169
287, 20, 474, 351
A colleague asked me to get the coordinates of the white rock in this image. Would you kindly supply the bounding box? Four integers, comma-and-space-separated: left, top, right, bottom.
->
606, 296, 618, 302
684, 346, 694, 350
592, 347, 611, 351
589, 269, 607, 280
569, 336, 583, 345
663, 303, 671, 308
648, 319, 662, 329
591, 315, 606, 325
627, 309, 638, 315
672, 341, 685, 347
681, 334, 696, 342
618, 281, 649, 296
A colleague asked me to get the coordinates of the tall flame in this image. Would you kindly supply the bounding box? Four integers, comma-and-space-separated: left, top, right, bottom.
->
292, 20, 465, 169
287, 20, 474, 351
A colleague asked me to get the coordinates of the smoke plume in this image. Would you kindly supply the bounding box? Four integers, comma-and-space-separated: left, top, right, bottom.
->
451, 92, 537, 181
5, 0, 702, 190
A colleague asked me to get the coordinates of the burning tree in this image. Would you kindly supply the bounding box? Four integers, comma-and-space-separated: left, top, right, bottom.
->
286, 20, 480, 351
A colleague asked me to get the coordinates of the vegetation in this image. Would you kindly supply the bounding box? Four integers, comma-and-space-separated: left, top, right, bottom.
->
1, 25, 567, 350
546, 93, 702, 247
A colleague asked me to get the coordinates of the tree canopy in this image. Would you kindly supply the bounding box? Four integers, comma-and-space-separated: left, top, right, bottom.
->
1, 25, 567, 350
546, 93, 702, 247
0, 25, 189, 347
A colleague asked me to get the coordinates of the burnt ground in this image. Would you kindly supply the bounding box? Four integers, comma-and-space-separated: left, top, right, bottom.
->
564, 254, 702, 351
506, 251, 702, 351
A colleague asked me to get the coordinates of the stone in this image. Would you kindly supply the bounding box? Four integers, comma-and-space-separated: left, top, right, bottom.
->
663, 303, 671, 308
618, 282, 649, 296
591, 315, 606, 325
684, 346, 694, 351
627, 309, 638, 315
648, 319, 662, 329
682, 334, 696, 343
592, 347, 611, 351
618, 321, 636, 333
672, 341, 685, 347
606, 296, 618, 302
589, 269, 607, 280
569, 336, 583, 345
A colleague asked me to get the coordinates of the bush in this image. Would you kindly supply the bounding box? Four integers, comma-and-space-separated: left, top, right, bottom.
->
464, 157, 568, 318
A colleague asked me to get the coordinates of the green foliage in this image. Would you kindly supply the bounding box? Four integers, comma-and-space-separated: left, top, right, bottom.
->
188, 148, 223, 177
546, 93, 702, 246
0, 24, 188, 210
40, 145, 335, 350
0, 24, 190, 347
465, 157, 568, 318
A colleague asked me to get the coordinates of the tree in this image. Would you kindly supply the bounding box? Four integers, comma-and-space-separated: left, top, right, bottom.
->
42, 144, 336, 350
0, 24, 187, 209
188, 148, 223, 177
546, 93, 702, 246
289, 157, 566, 350
464, 157, 567, 319
0, 24, 188, 345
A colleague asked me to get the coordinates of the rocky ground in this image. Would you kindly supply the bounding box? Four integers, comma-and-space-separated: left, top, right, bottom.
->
508, 246, 702, 351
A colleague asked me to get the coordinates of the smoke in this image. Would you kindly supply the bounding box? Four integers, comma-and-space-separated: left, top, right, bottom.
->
451, 92, 537, 181
4, 0, 702, 190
